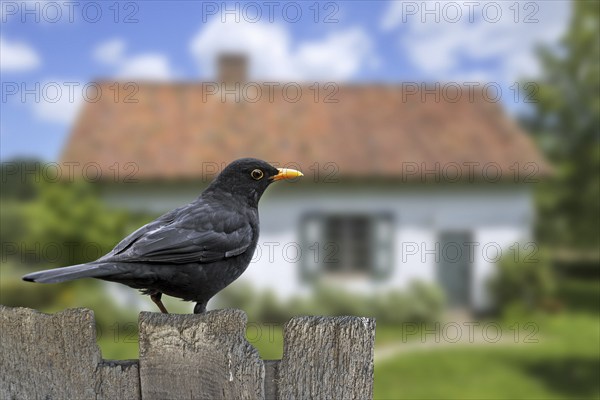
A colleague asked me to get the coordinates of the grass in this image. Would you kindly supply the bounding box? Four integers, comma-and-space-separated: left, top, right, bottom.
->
374, 312, 600, 399
246, 322, 284, 360
97, 324, 140, 360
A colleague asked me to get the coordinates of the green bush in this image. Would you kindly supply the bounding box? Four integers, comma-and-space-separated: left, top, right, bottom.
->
490, 245, 556, 313
3, 178, 153, 269
216, 280, 444, 324
558, 279, 600, 313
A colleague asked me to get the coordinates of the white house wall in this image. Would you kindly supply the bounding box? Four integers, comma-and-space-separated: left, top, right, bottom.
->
232, 185, 533, 311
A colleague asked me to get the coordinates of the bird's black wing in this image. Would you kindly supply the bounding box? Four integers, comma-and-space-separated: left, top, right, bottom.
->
103, 204, 184, 257
101, 204, 253, 264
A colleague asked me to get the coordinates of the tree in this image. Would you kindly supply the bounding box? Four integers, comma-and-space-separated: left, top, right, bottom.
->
526, 1, 600, 252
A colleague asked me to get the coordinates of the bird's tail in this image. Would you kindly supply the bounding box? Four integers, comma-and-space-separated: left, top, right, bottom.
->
22, 263, 112, 284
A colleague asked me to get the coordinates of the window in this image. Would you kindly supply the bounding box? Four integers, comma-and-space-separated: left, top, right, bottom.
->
300, 212, 394, 281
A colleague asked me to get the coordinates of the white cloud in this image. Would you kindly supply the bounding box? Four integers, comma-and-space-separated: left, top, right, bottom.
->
189, 19, 374, 81
114, 54, 173, 80
0, 36, 41, 72
30, 80, 83, 125
381, 0, 571, 83
92, 38, 126, 65
294, 29, 373, 80
380, 1, 406, 32
92, 39, 174, 81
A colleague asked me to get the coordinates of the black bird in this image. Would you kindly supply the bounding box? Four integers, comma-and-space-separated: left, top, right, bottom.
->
23, 158, 303, 314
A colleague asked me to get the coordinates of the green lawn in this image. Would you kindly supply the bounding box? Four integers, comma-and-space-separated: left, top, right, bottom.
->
246, 322, 284, 360
374, 312, 600, 400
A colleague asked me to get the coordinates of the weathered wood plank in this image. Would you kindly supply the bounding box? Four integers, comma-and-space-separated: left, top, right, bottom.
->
263, 360, 280, 400
0, 305, 141, 399
98, 360, 141, 399
138, 309, 265, 400
278, 316, 376, 400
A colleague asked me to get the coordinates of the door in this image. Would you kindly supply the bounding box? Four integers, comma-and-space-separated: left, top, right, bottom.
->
437, 232, 472, 308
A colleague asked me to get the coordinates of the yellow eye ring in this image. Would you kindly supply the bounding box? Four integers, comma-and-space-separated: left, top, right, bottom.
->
251, 169, 264, 180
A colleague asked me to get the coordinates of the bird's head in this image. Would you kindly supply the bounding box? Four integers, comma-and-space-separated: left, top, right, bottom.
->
205, 158, 303, 206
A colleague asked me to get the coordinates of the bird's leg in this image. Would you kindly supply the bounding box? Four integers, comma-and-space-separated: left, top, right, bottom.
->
193, 302, 207, 314
150, 292, 169, 314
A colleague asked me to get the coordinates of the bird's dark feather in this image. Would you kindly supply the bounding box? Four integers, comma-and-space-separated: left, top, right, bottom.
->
101, 203, 253, 264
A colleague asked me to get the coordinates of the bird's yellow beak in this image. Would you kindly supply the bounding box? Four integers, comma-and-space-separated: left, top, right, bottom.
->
272, 168, 304, 181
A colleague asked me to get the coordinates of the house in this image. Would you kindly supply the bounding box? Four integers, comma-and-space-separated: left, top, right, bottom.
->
61, 57, 550, 311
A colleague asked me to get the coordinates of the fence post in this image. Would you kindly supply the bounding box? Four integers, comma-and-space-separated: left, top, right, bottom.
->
0, 305, 140, 399
0, 306, 375, 399
138, 309, 264, 400
278, 316, 376, 399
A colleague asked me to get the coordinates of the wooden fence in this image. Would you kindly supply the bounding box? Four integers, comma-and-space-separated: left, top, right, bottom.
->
0, 305, 375, 399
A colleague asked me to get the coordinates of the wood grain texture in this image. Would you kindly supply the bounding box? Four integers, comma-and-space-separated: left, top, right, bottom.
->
0, 305, 141, 399
98, 360, 141, 399
138, 309, 264, 400
278, 316, 376, 400
263, 360, 280, 400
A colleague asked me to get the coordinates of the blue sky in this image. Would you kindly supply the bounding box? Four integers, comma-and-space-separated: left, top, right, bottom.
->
1, 0, 571, 161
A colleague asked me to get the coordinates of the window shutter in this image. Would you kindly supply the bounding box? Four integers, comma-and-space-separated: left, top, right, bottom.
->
372, 215, 394, 280
300, 214, 323, 282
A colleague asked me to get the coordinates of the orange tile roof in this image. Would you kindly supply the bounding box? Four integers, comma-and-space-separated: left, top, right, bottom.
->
60, 82, 551, 182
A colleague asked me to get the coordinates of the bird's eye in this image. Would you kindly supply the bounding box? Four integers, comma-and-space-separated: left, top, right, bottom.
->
251, 169, 264, 180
